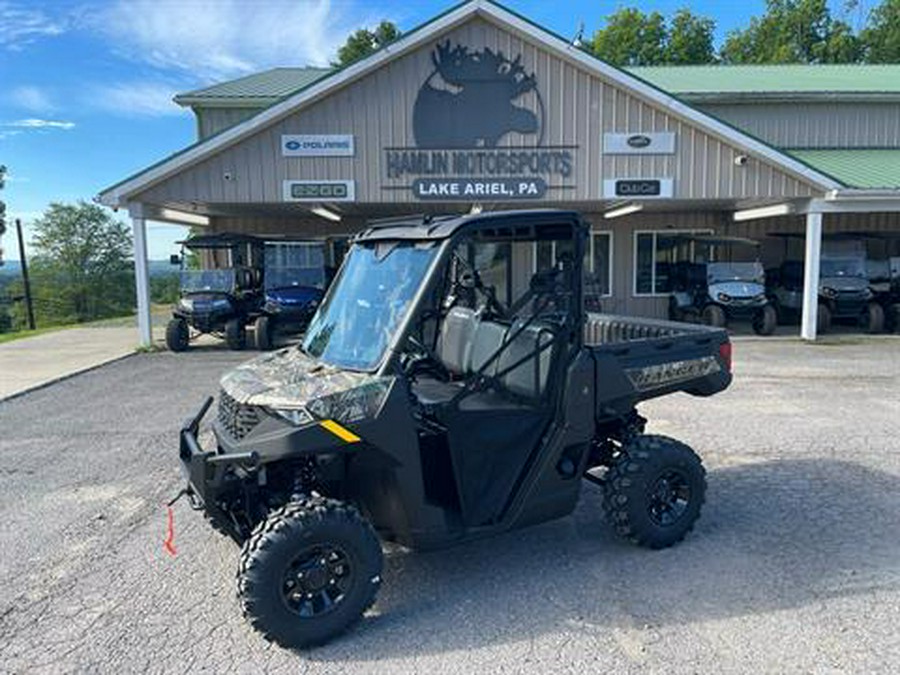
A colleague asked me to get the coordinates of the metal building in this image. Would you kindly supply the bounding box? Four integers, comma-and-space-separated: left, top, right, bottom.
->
98, 0, 900, 346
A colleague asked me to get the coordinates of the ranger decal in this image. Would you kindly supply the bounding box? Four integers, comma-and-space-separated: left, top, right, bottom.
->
626, 356, 721, 391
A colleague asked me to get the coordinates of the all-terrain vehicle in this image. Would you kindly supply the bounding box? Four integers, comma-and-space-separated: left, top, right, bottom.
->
666, 235, 777, 335
767, 237, 882, 334
166, 233, 265, 351
175, 210, 732, 647
253, 240, 328, 350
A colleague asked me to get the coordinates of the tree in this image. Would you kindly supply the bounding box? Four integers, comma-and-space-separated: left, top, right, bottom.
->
721, 0, 862, 63
0, 165, 6, 266
861, 0, 900, 62
666, 9, 717, 64
27, 201, 134, 324
333, 21, 401, 67
590, 8, 668, 66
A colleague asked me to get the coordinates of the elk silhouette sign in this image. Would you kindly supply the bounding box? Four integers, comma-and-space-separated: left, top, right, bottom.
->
413, 42, 544, 149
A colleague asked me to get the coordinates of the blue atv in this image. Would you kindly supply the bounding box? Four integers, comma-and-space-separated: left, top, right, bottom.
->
253, 241, 328, 350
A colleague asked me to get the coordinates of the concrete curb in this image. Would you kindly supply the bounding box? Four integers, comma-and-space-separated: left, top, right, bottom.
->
0, 351, 138, 404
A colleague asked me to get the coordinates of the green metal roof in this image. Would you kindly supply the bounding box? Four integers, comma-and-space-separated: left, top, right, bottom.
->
174, 67, 331, 106
627, 65, 900, 101
787, 149, 900, 189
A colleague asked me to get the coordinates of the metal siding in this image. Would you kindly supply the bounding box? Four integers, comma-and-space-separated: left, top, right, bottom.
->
197, 107, 263, 139
699, 102, 900, 149
135, 17, 821, 207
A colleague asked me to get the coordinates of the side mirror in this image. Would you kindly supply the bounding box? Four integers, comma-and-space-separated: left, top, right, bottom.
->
169, 254, 182, 266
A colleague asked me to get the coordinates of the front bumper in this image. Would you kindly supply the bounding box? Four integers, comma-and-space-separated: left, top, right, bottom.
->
178, 396, 260, 508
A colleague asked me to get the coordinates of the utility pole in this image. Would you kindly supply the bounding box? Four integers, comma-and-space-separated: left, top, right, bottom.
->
15, 219, 35, 330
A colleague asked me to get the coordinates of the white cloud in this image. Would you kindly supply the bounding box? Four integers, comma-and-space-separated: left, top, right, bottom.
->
85, 81, 190, 117
8, 118, 76, 129
0, 1, 66, 49
0, 129, 22, 141
91, 0, 371, 80
9, 85, 54, 113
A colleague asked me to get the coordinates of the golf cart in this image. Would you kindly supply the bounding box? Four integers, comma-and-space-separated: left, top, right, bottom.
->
666, 235, 776, 335
175, 209, 733, 648
766, 233, 882, 334
254, 240, 328, 350
165, 233, 264, 351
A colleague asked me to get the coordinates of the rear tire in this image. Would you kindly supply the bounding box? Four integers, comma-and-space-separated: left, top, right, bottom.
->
817, 303, 832, 334
889, 303, 900, 334
237, 498, 383, 648
255, 315, 273, 351
225, 319, 247, 350
702, 304, 727, 328
603, 435, 706, 550
752, 305, 777, 336
863, 302, 884, 334
165, 318, 189, 352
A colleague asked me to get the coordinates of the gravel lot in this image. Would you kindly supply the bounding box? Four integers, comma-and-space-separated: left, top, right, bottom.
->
1, 338, 898, 674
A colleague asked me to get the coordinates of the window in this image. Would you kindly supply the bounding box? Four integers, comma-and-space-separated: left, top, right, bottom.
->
633, 230, 713, 296
533, 231, 613, 300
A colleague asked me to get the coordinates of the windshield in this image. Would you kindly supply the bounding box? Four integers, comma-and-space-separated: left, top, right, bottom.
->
301, 241, 438, 371
707, 262, 764, 284
821, 258, 865, 278
181, 269, 235, 293
265, 267, 326, 290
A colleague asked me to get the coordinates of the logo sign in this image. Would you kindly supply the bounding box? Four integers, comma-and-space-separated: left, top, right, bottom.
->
383, 41, 576, 201
603, 132, 676, 155
626, 356, 721, 391
413, 178, 546, 201
282, 180, 355, 202
603, 178, 674, 199
282, 135, 354, 157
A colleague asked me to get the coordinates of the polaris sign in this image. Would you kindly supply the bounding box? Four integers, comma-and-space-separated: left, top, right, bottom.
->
603, 132, 676, 155
282, 135, 355, 157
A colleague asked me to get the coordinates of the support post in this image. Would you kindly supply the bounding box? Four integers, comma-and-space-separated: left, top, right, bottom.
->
131, 213, 152, 347
15, 218, 35, 330
800, 211, 822, 341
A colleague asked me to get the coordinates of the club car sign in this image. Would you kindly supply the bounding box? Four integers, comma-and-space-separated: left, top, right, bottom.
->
383, 42, 576, 201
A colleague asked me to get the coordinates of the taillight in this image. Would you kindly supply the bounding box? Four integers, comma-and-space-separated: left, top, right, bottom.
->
719, 341, 733, 372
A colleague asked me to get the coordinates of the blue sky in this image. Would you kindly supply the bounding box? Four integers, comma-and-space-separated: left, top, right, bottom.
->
0, 0, 861, 260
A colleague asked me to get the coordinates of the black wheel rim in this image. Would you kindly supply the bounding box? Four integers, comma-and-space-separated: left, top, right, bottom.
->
281, 544, 353, 618
647, 469, 692, 527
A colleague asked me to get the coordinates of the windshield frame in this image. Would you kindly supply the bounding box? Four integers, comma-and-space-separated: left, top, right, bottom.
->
300, 238, 447, 374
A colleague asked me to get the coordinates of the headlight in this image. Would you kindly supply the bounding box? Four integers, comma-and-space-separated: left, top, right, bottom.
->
306, 379, 391, 424
178, 297, 194, 311
211, 298, 231, 310
269, 407, 313, 426
821, 287, 837, 298
864, 288, 873, 299
717, 293, 731, 302
755, 293, 767, 303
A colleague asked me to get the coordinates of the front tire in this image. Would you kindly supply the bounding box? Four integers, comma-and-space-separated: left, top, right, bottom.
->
255, 315, 273, 351
603, 435, 706, 549
165, 318, 189, 352
863, 302, 884, 334
752, 305, 777, 336
702, 304, 727, 328
817, 302, 832, 334
889, 303, 900, 334
225, 318, 247, 350
238, 498, 383, 648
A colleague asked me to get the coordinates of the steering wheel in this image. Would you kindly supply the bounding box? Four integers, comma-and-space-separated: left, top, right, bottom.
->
402, 333, 450, 381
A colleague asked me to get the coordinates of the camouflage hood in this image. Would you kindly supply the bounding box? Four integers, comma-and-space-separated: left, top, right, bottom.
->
220, 348, 377, 410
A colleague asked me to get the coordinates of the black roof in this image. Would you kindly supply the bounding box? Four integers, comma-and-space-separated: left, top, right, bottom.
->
355, 209, 583, 242
178, 232, 263, 249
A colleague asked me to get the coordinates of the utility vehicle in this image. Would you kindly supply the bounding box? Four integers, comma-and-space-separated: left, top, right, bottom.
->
166, 233, 265, 352
254, 240, 327, 350
175, 210, 732, 647
867, 256, 900, 333
666, 235, 776, 335
766, 232, 882, 333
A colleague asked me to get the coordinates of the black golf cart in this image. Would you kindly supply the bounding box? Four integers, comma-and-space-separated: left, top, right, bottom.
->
766, 233, 882, 334
666, 235, 777, 335
868, 256, 900, 332
165, 233, 264, 351
175, 210, 733, 647
253, 240, 328, 351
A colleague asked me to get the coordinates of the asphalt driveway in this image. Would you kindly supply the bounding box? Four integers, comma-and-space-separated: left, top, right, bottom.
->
0, 339, 898, 673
